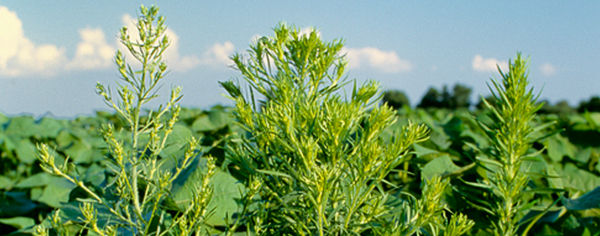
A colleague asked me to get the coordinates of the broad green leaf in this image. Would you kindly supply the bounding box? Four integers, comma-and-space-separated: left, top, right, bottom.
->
416, 109, 436, 127
83, 164, 106, 186
15, 139, 37, 164
546, 135, 576, 162
0, 113, 8, 126
462, 130, 489, 148
0, 216, 35, 229
442, 116, 464, 140
4, 116, 38, 137
208, 108, 234, 128
206, 169, 245, 226
36, 117, 64, 138
584, 112, 600, 130
519, 208, 563, 224
15, 173, 56, 188
178, 107, 205, 122
421, 155, 460, 180
82, 134, 107, 149
0, 176, 13, 190
573, 147, 592, 164
56, 130, 76, 149
161, 124, 194, 158
563, 186, 600, 210
428, 129, 451, 150
546, 165, 563, 190
561, 163, 600, 193
0, 133, 17, 152
539, 224, 563, 235
37, 178, 76, 208
60, 201, 129, 230
582, 227, 593, 236
0, 192, 37, 218
170, 156, 244, 226
63, 139, 94, 164
30, 188, 43, 201
413, 144, 439, 159
191, 115, 217, 132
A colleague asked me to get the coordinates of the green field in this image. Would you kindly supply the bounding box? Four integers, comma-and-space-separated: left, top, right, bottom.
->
1, 5, 600, 236
2, 106, 600, 235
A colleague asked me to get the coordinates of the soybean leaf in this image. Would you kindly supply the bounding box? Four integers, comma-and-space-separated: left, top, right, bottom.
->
4, 117, 38, 138
0, 113, 8, 126
15, 173, 56, 188
63, 139, 95, 164
208, 107, 234, 129
191, 115, 217, 132
0, 192, 37, 218
561, 163, 600, 193
15, 139, 37, 164
574, 148, 593, 164
169, 157, 244, 226
546, 135, 576, 162
60, 201, 128, 229
207, 169, 245, 226
0, 133, 16, 152
37, 178, 76, 208
563, 186, 600, 210
36, 117, 64, 138
413, 144, 439, 159
160, 124, 193, 158
421, 155, 460, 180
0, 216, 35, 230
0, 176, 13, 190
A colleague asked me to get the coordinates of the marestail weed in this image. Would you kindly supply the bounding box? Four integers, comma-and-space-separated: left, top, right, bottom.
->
478, 53, 552, 236
35, 5, 215, 235
221, 24, 474, 235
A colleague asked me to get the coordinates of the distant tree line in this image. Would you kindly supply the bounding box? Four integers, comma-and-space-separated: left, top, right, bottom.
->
382, 84, 600, 115
382, 83, 472, 110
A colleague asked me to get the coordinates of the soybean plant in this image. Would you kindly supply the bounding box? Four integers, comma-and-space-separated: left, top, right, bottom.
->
35, 5, 214, 235
221, 24, 472, 235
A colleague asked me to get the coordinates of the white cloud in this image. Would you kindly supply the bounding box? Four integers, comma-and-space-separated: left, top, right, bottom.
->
0, 8, 231, 77
0, 6, 67, 77
119, 14, 200, 72
472, 54, 508, 73
298, 27, 321, 38
200, 41, 235, 67
342, 47, 413, 73
249, 34, 262, 44
540, 63, 557, 76
66, 28, 115, 70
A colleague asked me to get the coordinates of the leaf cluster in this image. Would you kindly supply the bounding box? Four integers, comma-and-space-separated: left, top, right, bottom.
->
34, 5, 216, 235
221, 24, 473, 235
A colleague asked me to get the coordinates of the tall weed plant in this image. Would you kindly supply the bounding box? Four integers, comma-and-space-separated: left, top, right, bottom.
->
35, 5, 215, 235
26, 4, 557, 236
221, 24, 474, 235
478, 53, 553, 236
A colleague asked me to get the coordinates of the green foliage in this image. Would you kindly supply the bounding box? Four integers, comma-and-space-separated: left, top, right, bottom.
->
478, 53, 549, 235
538, 100, 575, 116
578, 96, 600, 113
2, 5, 600, 235
382, 89, 411, 109
222, 24, 474, 235
418, 84, 472, 109
418, 87, 443, 109
476, 95, 498, 110
449, 84, 473, 109
34, 5, 217, 235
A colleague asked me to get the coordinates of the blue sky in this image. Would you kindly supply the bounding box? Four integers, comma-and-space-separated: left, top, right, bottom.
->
0, 1, 598, 117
